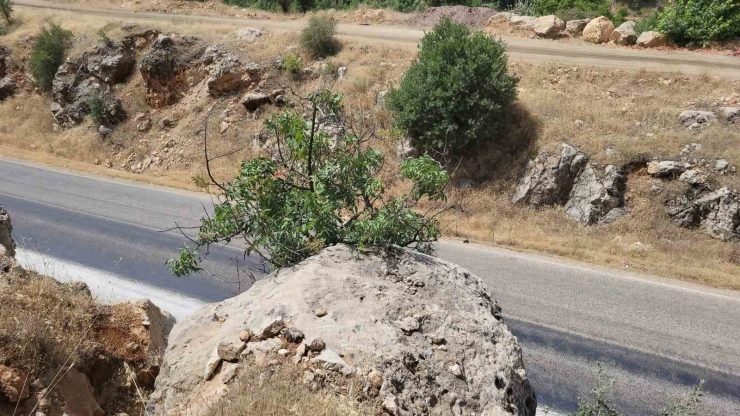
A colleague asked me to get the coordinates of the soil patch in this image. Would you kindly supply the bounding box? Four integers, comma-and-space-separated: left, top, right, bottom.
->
409, 6, 499, 29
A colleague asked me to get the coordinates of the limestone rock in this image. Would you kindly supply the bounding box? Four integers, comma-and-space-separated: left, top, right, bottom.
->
610, 21, 637, 45
665, 187, 740, 241
241, 89, 284, 112
533, 15, 565, 38
511, 144, 589, 206
0, 365, 29, 402
311, 349, 356, 376
647, 161, 687, 178
582, 16, 615, 44
149, 245, 537, 416
509, 15, 537, 28
202, 45, 251, 96
376, 90, 389, 107
679, 110, 716, 127
566, 18, 591, 36
0, 77, 16, 100
234, 28, 262, 42
0, 206, 16, 258
217, 339, 246, 362
56, 368, 104, 416
679, 169, 706, 185
636, 31, 668, 47
720, 107, 740, 122
564, 164, 627, 225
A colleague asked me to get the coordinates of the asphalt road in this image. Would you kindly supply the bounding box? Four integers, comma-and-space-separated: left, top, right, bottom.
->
14, 0, 740, 79
2, 158, 740, 415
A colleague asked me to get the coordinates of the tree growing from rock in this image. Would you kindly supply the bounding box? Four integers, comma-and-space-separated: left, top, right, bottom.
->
387, 18, 518, 154
167, 89, 450, 276
29, 23, 73, 91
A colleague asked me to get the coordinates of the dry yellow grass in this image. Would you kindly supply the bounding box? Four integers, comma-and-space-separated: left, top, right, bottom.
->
206, 358, 379, 416
2, 9, 740, 290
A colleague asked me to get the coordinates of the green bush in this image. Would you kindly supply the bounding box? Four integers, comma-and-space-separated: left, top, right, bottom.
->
657, 0, 740, 46
87, 91, 106, 126
634, 12, 659, 35
0, 26, 7, 37
281, 53, 302, 74
532, 0, 611, 19
29, 23, 74, 91
0, 0, 12, 25
297, 0, 315, 12
387, 18, 518, 154
613, 8, 629, 26
300, 15, 340, 59
167, 90, 449, 275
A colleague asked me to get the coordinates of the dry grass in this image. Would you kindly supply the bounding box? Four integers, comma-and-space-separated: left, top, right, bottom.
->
3, 8, 740, 290
206, 359, 379, 416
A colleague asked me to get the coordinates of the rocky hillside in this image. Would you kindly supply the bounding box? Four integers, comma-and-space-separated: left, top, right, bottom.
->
0, 207, 175, 416
148, 244, 537, 416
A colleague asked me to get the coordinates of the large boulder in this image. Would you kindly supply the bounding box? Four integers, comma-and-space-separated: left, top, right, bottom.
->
511, 144, 589, 206
149, 245, 537, 416
55, 367, 105, 416
509, 15, 538, 28
665, 187, 740, 241
533, 15, 565, 38
564, 164, 627, 225
582, 16, 615, 44
636, 31, 668, 47
609, 21, 637, 45
566, 18, 591, 36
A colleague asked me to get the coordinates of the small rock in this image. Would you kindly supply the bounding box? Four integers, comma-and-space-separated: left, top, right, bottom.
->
397, 316, 420, 335
314, 308, 328, 317
282, 327, 305, 343
383, 395, 400, 416
574, 119, 585, 126
218, 340, 246, 362
220, 362, 239, 384
311, 349, 356, 375
277, 348, 290, 356
679, 169, 705, 185
238, 330, 251, 342
376, 90, 389, 107
98, 125, 114, 137
628, 242, 647, 253
234, 28, 262, 42
220, 120, 230, 134
368, 369, 383, 389
449, 363, 463, 378
126, 342, 140, 351
137, 118, 152, 132
204, 349, 222, 380
337, 66, 347, 80
306, 338, 325, 352
259, 320, 285, 338
159, 117, 177, 129
647, 161, 686, 178
636, 31, 668, 47
716, 159, 729, 172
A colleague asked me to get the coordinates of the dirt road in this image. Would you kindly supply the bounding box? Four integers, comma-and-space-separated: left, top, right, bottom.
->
14, 0, 740, 78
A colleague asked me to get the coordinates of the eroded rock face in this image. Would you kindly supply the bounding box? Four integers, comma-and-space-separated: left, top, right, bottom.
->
512, 144, 627, 225
665, 187, 740, 241
149, 245, 537, 416
0, 365, 29, 402
582, 16, 615, 44
511, 144, 589, 206
56, 367, 105, 416
0, 46, 17, 100
140, 35, 257, 107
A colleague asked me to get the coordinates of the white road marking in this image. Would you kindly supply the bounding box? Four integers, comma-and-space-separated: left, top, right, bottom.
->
16, 249, 206, 321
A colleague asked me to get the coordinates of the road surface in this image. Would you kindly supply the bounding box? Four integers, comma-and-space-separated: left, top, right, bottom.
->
2, 158, 740, 415
14, 0, 740, 79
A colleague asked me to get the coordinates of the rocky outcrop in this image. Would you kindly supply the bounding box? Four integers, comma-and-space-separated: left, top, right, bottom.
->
55, 367, 105, 416
149, 245, 537, 416
566, 18, 590, 36
51, 31, 158, 128
609, 21, 637, 45
533, 15, 565, 38
512, 144, 627, 225
665, 187, 740, 241
582, 16, 615, 44
564, 164, 627, 225
0, 365, 29, 402
140, 35, 258, 107
720, 107, 740, 122
0, 46, 17, 100
647, 160, 688, 178
0, 46, 9, 78
678, 110, 717, 128
636, 31, 668, 47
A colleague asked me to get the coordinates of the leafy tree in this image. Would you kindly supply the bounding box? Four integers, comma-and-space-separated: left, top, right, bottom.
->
297, 0, 315, 12
387, 18, 518, 154
657, 0, 740, 46
167, 90, 450, 276
0, 0, 12, 25
29, 23, 74, 91
300, 15, 340, 59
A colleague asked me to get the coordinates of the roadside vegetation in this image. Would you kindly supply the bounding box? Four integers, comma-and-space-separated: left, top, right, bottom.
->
28, 23, 73, 91
300, 14, 341, 58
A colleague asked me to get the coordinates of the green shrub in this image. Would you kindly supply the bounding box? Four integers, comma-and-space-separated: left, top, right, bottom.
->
97, 29, 113, 47
635, 12, 659, 35
613, 8, 629, 26
29, 23, 74, 91
87, 91, 106, 126
277, 0, 291, 12
0, 26, 7, 37
297, 0, 315, 12
657, 0, 740, 46
0, 0, 12, 25
532, 0, 611, 19
387, 18, 518, 154
281, 53, 302, 74
167, 90, 449, 275
301, 15, 340, 59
